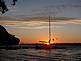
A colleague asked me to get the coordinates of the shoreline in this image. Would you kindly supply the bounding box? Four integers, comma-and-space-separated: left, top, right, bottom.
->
0, 43, 81, 50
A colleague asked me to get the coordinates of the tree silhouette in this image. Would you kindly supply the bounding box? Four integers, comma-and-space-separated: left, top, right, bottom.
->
0, 0, 18, 14
0, 25, 20, 45
12, 0, 18, 6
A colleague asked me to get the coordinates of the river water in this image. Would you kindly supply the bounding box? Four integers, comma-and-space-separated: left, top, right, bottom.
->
0, 47, 81, 61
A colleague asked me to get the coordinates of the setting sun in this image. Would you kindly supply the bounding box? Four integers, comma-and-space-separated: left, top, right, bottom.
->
45, 42, 50, 45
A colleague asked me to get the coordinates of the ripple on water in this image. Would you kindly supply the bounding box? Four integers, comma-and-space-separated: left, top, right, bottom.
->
0, 48, 81, 61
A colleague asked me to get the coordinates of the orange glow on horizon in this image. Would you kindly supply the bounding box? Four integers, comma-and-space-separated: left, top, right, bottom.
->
45, 42, 50, 45
19, 35, 60, 44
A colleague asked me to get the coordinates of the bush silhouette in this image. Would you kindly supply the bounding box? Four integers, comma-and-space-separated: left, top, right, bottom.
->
0, 25, 20, 45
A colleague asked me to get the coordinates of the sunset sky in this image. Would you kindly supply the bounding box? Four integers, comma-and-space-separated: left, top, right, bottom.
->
0, 0, 81, 44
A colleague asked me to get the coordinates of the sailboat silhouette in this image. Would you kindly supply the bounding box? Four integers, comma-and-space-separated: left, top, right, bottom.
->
39, 16, 54, 45
36, 16, 54, 49
48, 16, 51, 45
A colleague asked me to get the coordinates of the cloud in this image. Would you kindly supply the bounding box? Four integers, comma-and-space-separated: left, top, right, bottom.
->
0, 4, 81, 23
21, 17, 81, 24
0, 20, 63, 30
17, 25, 63, 29
62, 19, 81, 24
31, 4, 81, 16
1, 19, 81, 31
0, 15, 81, 26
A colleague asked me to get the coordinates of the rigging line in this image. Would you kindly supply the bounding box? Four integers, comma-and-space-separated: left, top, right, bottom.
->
49, 16, 51, 44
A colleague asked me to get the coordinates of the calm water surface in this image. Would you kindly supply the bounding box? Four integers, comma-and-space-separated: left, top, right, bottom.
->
0, 48, 81, 61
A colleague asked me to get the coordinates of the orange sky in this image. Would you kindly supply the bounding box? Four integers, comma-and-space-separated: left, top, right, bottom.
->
0, 19, 81, 44
0, 0, 81, 44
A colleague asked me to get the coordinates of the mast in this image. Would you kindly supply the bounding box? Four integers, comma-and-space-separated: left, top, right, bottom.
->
49, 16, 51, 44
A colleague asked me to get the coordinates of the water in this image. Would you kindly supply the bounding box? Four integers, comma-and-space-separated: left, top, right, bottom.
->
0, 48, 81, 61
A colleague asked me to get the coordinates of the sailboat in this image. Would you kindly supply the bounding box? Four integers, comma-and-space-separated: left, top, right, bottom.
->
39, 16, 52, 44
35, 16, 66, 49
35, 16, 53, 49
48, 16, 51, 45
